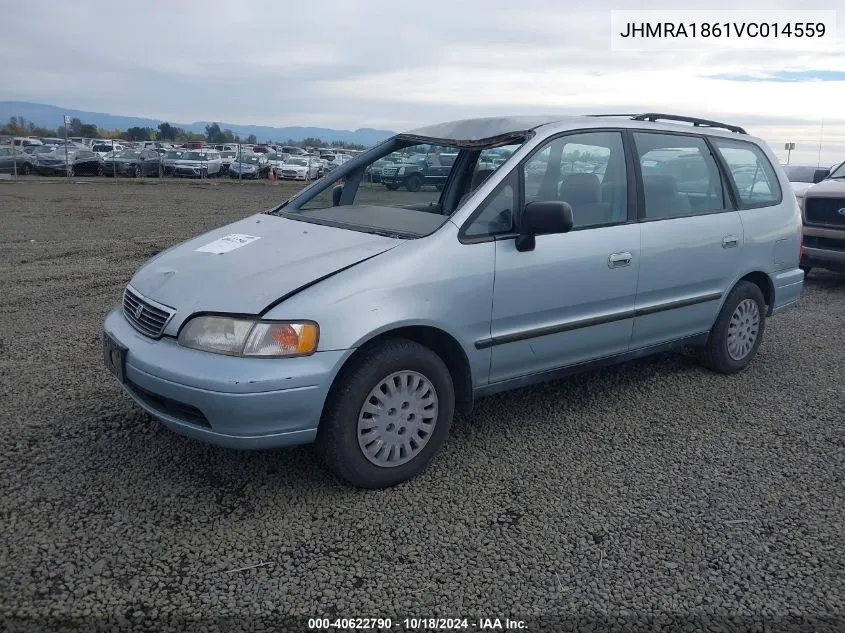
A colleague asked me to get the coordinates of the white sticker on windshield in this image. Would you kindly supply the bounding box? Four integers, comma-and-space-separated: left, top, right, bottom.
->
194, 234, 261, 254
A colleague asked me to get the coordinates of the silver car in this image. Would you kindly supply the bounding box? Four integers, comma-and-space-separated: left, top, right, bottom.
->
103, 114, 804, 488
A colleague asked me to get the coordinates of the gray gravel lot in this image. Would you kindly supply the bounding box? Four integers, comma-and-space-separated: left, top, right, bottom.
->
1, 180, 843, 632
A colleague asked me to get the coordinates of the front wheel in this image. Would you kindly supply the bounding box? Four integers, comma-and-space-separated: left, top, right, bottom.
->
405, 174, 422, 192
697, 281, 766, 374
316, 339, 455, 489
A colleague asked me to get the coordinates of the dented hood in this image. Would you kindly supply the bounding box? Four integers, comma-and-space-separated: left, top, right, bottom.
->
128, 213, 400, 326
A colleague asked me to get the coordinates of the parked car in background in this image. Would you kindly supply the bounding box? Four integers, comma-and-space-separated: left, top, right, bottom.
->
265, 151, 288, 175
381, 153, 453, 191
799, 160, 845, 275
279, 156, 321, 181
783, 164, 831, 202
161, 149, 185, 175
365, 158, 391, 183
281, 145, 308, 157
0, 146, 37, 174
173, 150, 222, 178
12, 137, 43, 148
228, 153, 269, 179
103, 148, 162, 178
218, 150, 238, 174
91, 141, 125, 157
34, 147, 104, 176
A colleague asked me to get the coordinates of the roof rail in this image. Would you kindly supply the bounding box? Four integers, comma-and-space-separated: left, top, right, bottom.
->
630, 113, 746, 134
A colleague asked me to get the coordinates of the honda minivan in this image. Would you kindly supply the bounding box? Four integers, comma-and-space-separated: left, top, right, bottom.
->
103, 113, 804, 488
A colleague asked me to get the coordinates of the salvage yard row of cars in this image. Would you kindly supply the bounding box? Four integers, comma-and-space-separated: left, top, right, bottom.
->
99, 112, 845, 489
0, 136, 359, 180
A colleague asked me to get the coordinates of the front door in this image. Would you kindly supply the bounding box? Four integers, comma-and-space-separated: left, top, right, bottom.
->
482, 130, 641, 384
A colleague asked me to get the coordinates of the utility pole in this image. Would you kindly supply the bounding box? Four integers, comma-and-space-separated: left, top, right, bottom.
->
63, 115, 70, 178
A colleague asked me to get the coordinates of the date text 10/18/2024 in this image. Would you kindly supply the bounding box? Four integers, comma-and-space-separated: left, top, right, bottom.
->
308, 617, 527, 630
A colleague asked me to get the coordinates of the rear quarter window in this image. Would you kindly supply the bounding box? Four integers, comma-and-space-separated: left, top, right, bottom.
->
711, 138, 783, 208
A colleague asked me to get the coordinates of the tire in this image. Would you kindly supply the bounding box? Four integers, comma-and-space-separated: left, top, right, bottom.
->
697, 281, 766, 374
20, 163, 30, 175
316, 339, 455, 489
133, 165, 141, 178
405, 174, 422, 192
385, 184, 398, 191
800, 263, 812, 276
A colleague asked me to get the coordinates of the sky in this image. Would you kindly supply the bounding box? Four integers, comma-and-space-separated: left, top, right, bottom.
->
3, 0, 844, 165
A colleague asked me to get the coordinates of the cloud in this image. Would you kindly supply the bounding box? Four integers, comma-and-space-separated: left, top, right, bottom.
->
1, 0, 844, 163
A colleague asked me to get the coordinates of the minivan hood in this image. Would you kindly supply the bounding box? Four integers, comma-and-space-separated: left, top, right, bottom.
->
129, 214, 400, 321
803, 179, 845, 197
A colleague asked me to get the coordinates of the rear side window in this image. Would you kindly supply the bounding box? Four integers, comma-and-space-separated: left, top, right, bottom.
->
633, 132, 726, 219
710, 138, 782, 207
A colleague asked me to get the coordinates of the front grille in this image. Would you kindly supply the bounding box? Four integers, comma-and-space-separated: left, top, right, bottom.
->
805, 197, 845, 227
281, 170, 298, 177
382, 167, 397, 177
123, 287, 175, 338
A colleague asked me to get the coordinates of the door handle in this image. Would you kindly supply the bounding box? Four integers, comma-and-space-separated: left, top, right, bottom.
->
608, 252, 633, 268
722, 235, 739, 248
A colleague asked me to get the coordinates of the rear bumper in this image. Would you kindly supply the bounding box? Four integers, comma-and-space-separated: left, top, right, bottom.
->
770, 268, 804, 315
103, 308, 353, 449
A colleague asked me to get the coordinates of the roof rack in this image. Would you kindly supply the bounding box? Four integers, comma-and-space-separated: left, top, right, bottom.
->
586, 112, 746, 134
630, 113, 746, 134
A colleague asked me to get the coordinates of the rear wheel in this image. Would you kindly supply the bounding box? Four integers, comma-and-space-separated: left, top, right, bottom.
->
316, 339, 454, 489
698, 281, 766, 374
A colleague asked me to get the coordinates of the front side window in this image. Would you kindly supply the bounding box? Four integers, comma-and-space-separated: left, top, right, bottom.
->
522, 131, 628, 229
633, 133, 725, 219
711, 138, 782, 207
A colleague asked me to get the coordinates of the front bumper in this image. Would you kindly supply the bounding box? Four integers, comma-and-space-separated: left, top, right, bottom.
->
103, 308, 352, 449
802, 225, 845, 270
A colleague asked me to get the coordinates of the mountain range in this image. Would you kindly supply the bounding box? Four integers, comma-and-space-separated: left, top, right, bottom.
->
0, 101, 397, 145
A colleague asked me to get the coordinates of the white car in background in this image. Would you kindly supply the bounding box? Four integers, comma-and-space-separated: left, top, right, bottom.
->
91, 141, 126, 157
264, 151, 290, 175
278, 156, 321, 180
172, 150, 222, 178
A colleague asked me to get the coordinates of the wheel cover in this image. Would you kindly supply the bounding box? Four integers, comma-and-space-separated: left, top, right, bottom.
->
357, 370, 439, 467
726, 298, 760, 361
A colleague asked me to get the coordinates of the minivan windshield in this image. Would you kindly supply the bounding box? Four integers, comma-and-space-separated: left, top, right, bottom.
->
268, 137, 525, 238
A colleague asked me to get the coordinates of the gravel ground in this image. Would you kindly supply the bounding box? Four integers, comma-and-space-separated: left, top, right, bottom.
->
1, 180, 843, 632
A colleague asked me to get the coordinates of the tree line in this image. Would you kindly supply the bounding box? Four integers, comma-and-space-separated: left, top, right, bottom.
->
1, 116, 366, 150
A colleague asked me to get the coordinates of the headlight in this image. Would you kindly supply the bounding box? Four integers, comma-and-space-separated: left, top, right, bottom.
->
178, 316, 319, 357
398, 167, 406, 175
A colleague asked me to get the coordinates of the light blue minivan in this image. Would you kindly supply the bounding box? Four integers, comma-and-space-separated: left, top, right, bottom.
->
103, 113, 804, 488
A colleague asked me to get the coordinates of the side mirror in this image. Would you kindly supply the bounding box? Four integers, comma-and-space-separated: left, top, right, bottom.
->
332, 185, 343, 206
515, 201, 574, 252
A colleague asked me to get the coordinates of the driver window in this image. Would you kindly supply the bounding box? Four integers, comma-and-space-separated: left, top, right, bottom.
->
523, 131, 628, 229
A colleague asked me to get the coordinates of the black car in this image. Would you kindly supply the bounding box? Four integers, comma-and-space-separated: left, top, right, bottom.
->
380, 153, 455, 191
34, 148, 104, 176
0, 146, 36, 174
103, 148, 162, 178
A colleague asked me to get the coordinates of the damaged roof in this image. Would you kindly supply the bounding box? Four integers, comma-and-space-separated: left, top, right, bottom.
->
399, 116, 568, 148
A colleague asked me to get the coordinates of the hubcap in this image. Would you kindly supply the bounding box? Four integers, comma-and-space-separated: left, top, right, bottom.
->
726, 298, 760, 361
357, 371, 438, 467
